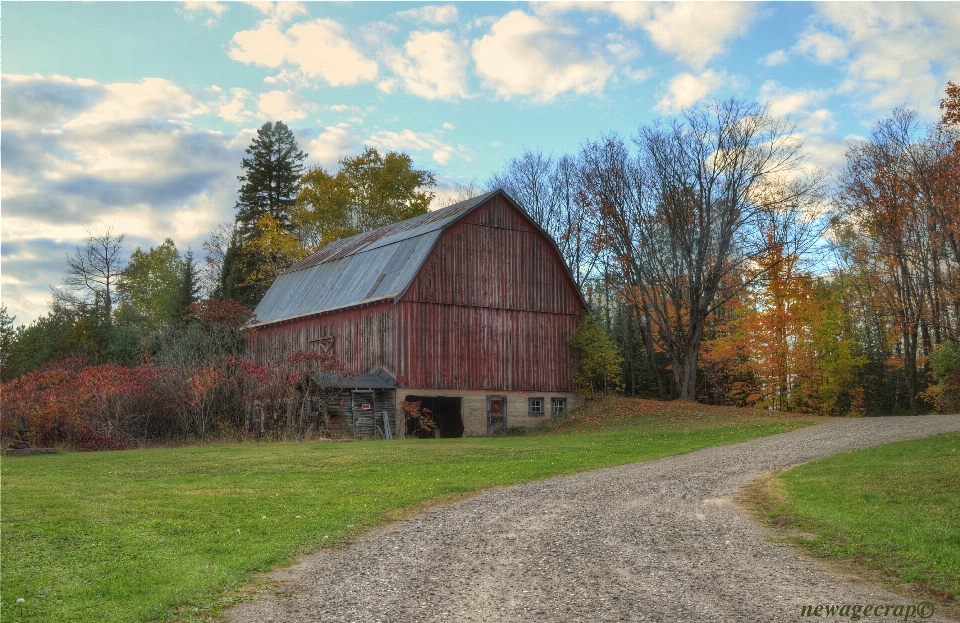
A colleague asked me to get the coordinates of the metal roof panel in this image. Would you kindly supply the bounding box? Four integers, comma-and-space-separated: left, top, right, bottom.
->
252, 230, 443, 324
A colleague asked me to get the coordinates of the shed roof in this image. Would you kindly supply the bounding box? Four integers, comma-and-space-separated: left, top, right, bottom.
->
312, 367, 396, 389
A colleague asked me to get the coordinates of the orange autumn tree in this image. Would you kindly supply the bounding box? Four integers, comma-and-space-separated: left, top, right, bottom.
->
698, 274, 761, 407
742, 239, 819, 412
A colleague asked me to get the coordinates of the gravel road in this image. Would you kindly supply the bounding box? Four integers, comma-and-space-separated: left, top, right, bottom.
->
225, 416, 960, 623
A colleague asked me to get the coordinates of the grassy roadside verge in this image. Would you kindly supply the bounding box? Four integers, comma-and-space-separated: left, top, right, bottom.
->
2, 399, 818, 623
739, 430, 960, 612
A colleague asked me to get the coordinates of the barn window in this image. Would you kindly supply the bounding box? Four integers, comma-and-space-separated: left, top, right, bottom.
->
551, 398, 567, 415
309, 335, 335, 355
528, 397, 545, 416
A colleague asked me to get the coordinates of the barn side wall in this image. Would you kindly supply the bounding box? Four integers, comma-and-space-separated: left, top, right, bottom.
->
397, 196, 585, 392
246, 301, 397, 374
396, 303, 579, 391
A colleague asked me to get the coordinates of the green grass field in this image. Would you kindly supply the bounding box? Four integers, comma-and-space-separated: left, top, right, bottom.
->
2, 398, 816, 623
742, 430, 960, 604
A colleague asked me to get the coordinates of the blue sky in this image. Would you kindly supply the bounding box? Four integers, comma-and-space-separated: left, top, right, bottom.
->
3, 1, 959, 325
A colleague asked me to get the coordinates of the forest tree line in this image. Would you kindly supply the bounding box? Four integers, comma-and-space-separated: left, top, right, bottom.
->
503, 85, 960, 417
2, 84, 959, 449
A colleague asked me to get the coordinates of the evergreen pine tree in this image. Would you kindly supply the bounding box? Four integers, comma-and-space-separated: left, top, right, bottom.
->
168, 252, 200, 325
236, 121, 306, 233
226, 121, 307, 308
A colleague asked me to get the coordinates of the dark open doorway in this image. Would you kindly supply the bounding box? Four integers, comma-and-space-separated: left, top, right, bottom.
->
404, 395, 464, 438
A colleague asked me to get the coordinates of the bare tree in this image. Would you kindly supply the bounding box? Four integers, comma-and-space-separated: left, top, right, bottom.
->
437, 179, 483, 208
585, 100, 825, 400
489, 149, 558, 226
488, 149, 602, 288
834, 109, 938, 415
56, 227, 127, 320
201, 222, 238, 298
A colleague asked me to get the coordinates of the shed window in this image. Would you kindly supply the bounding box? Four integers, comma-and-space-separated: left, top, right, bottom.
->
528, 397, 545, 416
551, 398, 567, 415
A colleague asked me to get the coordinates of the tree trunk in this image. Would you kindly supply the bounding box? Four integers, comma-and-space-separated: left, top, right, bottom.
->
903, 323, 920, 416
678, 348, 698, 401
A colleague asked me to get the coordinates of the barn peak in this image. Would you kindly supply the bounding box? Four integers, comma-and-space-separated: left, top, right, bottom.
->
254, 188, 580, 327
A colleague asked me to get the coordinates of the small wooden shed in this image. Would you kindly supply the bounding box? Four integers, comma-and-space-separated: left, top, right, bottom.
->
247, 189, 587, 437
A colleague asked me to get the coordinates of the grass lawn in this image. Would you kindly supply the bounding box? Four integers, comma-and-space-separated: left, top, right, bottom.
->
740, 430, 960, 606
2, 398, 818, 623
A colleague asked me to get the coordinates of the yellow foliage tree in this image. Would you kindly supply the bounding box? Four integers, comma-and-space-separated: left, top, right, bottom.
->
294, 147, 436, 251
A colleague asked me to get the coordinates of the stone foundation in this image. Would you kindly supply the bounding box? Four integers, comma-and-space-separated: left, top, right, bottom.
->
396, 389, 584, 437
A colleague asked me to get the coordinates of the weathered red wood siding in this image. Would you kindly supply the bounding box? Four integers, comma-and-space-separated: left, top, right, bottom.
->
247, 301, 396, 374
398, 196, 584, 391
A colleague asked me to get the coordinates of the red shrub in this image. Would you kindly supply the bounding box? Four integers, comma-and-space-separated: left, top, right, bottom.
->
1, 347, 352, 446
74, 427, 127, 451
1, 359, 89, 446
186, 299, 253, 330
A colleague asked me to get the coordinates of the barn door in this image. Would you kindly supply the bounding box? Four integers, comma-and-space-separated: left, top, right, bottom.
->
351, 391, 375, 439
486, 395, 506, 435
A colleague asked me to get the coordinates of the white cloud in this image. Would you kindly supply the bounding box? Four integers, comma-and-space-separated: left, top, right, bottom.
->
229, 18, 378, 87
622, 66, 653, 83
801, 109, 837, 135
1, 74, 243, 324
760, 49, 789, 67
811, 3, 960, 117
471, 11, 613, 102
758, 81, 825, 118
604, 33, 640, 63
561, 2, 754, 69
178, 1, 227, 26
57, 78, 207, 130
758, 81, 835, 134
218, 87, 256, 124
642, 3, 754, 68
442, 122, 456, 130
376, 78, 398, 94
795, 30, 847, 64
257, 90, 317, 121
303, 123, 363, 169
384, 30, 470, 100
301, 124, 466, 169
216, 87, 319, 123
242, 1, 307, 22
396, 5, 458, 25
368, 129, 468, 166
655, 70, 725, 113
796, 134, 850, 179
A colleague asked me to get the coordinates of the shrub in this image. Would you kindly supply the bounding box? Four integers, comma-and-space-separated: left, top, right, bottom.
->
920, 341, 960, 412
0, 344, 353, 448
570, 313, 624, 396
74, 427, 127, 451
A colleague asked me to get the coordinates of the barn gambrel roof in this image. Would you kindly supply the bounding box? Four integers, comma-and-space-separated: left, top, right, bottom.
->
252, 191, 497, 326
251, 189, 584, 327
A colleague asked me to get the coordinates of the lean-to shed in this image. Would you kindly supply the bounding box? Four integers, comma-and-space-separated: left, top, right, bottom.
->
247, 189, 587, 438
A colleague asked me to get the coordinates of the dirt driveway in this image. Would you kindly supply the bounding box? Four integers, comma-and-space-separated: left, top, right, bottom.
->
226, 415, 960, 623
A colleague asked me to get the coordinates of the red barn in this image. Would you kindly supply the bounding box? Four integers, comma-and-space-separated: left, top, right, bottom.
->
247, 189, 587, 438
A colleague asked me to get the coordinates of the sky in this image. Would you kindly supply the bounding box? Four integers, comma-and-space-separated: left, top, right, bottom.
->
3, 1, 960, 326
